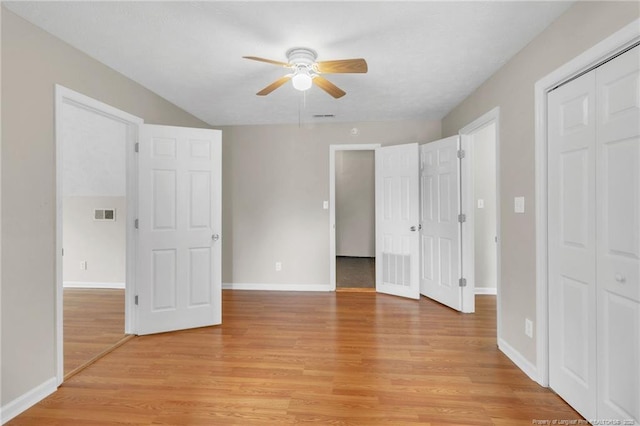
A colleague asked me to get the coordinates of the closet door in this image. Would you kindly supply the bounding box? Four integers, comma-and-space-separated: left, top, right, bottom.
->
596, 45, 640, 422
548, 70, 598, 419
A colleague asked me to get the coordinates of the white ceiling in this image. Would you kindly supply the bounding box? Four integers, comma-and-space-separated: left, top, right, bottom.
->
5, 1, 573, 126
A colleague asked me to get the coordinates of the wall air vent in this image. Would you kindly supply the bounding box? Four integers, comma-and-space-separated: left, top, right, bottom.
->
94, 208, 116, 221
312, 114, 335, 118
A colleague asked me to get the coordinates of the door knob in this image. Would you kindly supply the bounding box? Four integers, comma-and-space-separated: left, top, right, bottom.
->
212, 234, 220, 241
410, 226, 416, 232
614, 273, 626, 283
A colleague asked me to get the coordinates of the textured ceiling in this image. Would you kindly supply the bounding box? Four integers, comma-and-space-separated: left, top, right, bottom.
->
5, 1, 573, 126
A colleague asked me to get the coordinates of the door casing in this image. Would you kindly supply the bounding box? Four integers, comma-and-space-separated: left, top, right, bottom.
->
54, 85, 142, 385
534, 19, 640, 387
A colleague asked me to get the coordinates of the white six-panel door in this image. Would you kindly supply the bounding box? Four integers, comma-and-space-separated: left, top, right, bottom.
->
548, 45, 639, 422
419, 136, 463, 311
375, 143, 420, 299
137, 124, 222, 335
548, 69, 598, 418
595, 45, 639, 422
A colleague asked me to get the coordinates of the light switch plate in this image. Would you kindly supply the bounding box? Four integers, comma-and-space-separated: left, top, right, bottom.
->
323, 201, 329, 210
514, 196, 525, 213
477, 199, 484, 209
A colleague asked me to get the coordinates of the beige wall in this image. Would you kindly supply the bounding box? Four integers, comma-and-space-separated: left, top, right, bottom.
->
219, 120, 441, 286
335, 150, 375, 258
442, 1, 640, 365
1, 9, 210, 406
63, 196, 126, 285
472, 123, 497, 290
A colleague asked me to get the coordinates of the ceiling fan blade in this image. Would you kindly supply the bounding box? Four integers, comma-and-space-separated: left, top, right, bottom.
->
243, 56, 290, 67
313, 76, 346, 99
256, 76, 292, 96
315, 58, 368, 74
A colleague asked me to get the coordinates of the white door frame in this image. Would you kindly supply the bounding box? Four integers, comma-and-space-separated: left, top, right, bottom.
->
458, 108, 501, 315
329, 144, 380, 290
534, 20, 639, 387
54, 85, 143, 385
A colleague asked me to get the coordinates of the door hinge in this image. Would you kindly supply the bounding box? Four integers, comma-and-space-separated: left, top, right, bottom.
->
134, 295, 139, 305
134, 218, 139, 229
458, 213, 466, 223
134, 142, 139, 153
457, 149, 465, 159
459, 278, 467, 287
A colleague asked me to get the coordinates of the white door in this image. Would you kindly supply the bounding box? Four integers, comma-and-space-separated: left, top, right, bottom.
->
548, 70, 598, 418
137, 124, 222, 335
595, 45, 639, 422
419, 136, 463, 311
375, 143, 420, 299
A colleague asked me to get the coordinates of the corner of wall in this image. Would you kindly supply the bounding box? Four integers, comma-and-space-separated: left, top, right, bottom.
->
497, 338, 539, 383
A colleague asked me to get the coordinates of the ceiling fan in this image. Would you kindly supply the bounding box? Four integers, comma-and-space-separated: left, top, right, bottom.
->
243, 47, 368, 99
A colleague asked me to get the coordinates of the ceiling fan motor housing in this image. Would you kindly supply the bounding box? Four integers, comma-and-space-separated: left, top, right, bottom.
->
286, 47, 318, 70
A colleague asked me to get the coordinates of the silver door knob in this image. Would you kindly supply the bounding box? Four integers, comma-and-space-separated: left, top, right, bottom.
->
614, 273, 626, 283
212, 234, 220, 241
410, 226, 416, 232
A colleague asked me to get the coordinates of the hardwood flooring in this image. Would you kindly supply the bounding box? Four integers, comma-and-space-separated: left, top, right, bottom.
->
64, 288, 126, 376
11, 291, 580, 425
336, 256, 375, 289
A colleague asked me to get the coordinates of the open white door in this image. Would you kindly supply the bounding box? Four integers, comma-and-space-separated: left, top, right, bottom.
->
419, 136, 463, 310
137, 124, 222, 335
375, 143, 420, 299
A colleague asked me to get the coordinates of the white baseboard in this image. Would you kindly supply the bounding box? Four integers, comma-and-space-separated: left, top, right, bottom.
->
1, 377, 57, 424
222, 283, 332, 292
475, 287, 497, 295
63, 281, 125, 289
498, 338, 538, 382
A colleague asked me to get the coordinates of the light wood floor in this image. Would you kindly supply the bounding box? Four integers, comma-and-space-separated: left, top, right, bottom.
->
64, 288, 125, 376
11, 292, 580, 425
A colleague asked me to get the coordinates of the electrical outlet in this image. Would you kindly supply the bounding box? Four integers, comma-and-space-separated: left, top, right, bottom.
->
525, 318, 533, 338
80, 260, 87, 270
275, 262, 282, 272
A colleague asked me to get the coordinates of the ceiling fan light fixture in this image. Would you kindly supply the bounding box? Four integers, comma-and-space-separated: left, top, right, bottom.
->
244, 47, 366, 98
291, 69, 313, 91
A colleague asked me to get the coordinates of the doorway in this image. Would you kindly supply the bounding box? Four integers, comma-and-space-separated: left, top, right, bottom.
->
335, 150, 375, 289
459, 108, 501, 316
55, 86, 223, 384
60, 98, 131, 378
329, 144, 380, 290
55, 86, 142, 384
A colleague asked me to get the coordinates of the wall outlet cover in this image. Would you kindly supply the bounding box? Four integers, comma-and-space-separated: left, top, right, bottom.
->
525, 318, 533, 338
